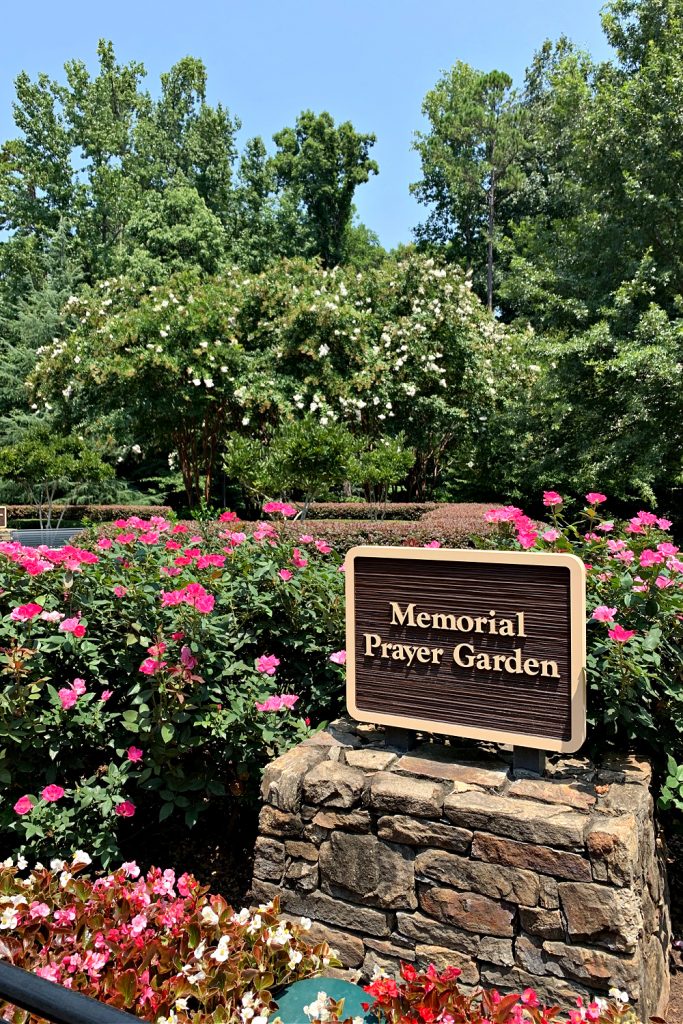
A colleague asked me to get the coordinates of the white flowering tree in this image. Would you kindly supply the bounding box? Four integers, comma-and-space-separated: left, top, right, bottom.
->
33, 254, 522, 505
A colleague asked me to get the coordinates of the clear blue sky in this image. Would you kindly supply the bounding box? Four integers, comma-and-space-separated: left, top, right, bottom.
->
0, 0, 613, 249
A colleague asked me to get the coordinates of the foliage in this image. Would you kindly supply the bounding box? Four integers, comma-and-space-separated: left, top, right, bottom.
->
482, 493, 683, 771
0, 855, 338, 1024
359, 962, 637, 1024
0, 509, 345, 863
0, 427, 113, 529
659, 754, 683, 814
32, 254, 514, 505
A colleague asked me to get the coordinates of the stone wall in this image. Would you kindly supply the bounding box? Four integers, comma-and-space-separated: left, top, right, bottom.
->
250, 719, 671, 1020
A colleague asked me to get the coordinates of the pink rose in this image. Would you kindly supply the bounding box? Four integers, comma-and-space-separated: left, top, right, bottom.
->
127, 746, 143, 763
330, 650, 347, 665
71, 678, 86, 695
423, 540, 441, 549
41, 784, 65, 802
58, 688, 78, 710
315, 540, 332, 554
10, 602, 43, 622
640, 549, 663, 568
219, 510, 240, 522
592, 606, 616, 622
542, 491, 563, 507
100, 690, 113, 702
113, 585, 127, 598
256, 654, 280, 676
608, 624, 636, 644
115, 801, 136, 818
278, 569, 293, 581
14, 795, 34, 815
542, 529, 561, 542
97, 538, 113, 549
585, 492, 607, 505
59, 616, 84, 636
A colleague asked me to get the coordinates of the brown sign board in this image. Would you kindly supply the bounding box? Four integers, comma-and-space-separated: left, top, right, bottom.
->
345, 547, 586, 753
0, 507, 6, 530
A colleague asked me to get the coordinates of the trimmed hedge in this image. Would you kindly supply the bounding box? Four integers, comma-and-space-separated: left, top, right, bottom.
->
291, 502, 439, 521
4, 504, 172, 523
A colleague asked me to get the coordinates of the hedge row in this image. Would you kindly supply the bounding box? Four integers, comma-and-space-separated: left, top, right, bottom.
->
291, 502, 439, 521
4, 504, 173, 523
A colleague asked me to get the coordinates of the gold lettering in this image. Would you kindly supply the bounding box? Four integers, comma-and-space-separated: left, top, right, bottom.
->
516, 611, 527, 638
541, 660, 560, 678
488, 611, 498, 634
453, 643, 475, 668
416, 611, 432, 628
492, 653, 506, 671
475, 651, 492, 671
431, 647, 444, 664
456, 615, 474, 632
391, 645, 405, 661
432, 612, 457, 631
499, 618, 515, 637
504, 648, 523, 674
523, 657, 539, 675
416, 646, 432, 663
474, 616, 488, 633
390, 602, 415, 627
364, 633, 381, 656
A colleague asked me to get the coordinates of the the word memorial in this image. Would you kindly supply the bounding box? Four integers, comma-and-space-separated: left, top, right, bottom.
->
345, 547, 586, 753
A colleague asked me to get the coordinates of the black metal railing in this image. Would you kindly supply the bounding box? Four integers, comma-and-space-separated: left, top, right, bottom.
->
0, 961, 142, 1024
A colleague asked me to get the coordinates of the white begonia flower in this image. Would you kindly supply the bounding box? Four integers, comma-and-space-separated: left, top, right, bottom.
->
609, 989, 629, 1004
1, 859, 11, 868
200, 906, 219, 926
193, 940, 206, 960
0, 908, 18, 930
232, 908, 251, 926
175, 999, 188, 1011
16, 856, 27, 871
246, 913, 262, 935
60, 871, 72, 887
299, 916, 312, 930
50, 859, 66, 871
242, 993, 255, 1008
372, 396, 380, 405
72, 850, 92, 866
288, 949, 303, 970
211, 935, 230, 962
320, 416, 329, 425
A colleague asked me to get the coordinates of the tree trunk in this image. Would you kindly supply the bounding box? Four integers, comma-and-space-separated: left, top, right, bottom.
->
487, 170, 496, 313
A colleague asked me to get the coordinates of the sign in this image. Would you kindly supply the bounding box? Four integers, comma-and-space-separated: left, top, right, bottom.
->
345, 546, 586, 753
0, 507, 6, 530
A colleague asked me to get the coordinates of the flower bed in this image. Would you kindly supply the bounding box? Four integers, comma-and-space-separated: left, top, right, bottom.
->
0, 509, 346, 864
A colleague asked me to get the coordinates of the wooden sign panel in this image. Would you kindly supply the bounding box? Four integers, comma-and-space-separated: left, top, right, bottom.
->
0, 507, 6, 530
345, 547, 586, 753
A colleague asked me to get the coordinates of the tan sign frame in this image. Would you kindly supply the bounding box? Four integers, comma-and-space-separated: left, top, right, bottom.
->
345, 546, 587, 754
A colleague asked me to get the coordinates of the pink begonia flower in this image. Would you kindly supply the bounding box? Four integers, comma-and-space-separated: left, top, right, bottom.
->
592, 606, 617, 622
423, 540, 441, 548
115, 801, 136, 818
330, 650, 347, 665
97, 537, 113, 549
521, 989, 540, 1008
100, 690, 113, 702
29, 902, 50, 919
59, 617, 86, 637
278, 569, 294, 581
517, 531, 538, 549
585, 492, 607, 505
291, 548, 308, 568
58, 688, 78, 710
113, 585, 127, 598
35, 965, 60, 982
640, 549, 663, 567
655, 575, 674, 589
542, 529, 561, 542
14, 795, 34, 815
127, 746, 143, 763
315, 539, 332, 554
40, 610, 64, 622
542, 491, 563, 506
165, 540, 182, 551
41, 784, 65, 802
10, 602, 43, 622
256, 654, 280, 676
121, 861, 140, 878
608, 624, 637, 643
298, 534, 315, 544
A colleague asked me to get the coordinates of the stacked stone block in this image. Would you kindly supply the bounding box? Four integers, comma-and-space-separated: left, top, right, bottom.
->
250, 719, 670, 1020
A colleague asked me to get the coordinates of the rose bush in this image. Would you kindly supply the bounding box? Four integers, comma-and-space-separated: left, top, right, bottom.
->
0, 854, 338, 1024
0, 507, 346, 863
482, 493, 683, 776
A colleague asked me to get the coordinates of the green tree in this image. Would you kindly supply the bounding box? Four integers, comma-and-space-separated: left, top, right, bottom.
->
272, 111, 378, 268
412, 63, 526, 310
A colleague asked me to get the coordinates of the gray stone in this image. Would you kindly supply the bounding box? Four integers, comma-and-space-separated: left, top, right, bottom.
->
253, 837, 285, 882
311, 809, 372, 832
367, 771, 445, 818
542, 940, 641, 991
418, 887, 514, 937
508, 777, 596, 812
519, 907, 564, 941
396, 755, 508, 790
261, 745, 328, 812
285, 840, 318, 862
472, 832, 591, 882
258, 804, 304, 837
558, 882, 643, 952
415, 849, 540, 905
285, 859, 318, 892
395, 912, 514, 967
586, 816, 639, 886
415, 946, 480, 984
345, 749, 397, 771
319, 832, 417, 910
306, 922, 365, 968
444, 791, 587, 849
303, 760, 365, 808
266, 884, 391, 937
480, 964, 593, 1006
362, 937, 416, 978
378, 815, 472, 853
